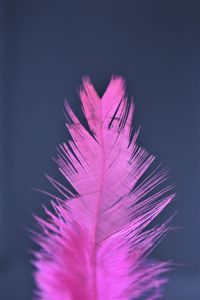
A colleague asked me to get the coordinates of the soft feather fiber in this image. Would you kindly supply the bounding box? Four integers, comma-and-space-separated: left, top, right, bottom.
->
33, 76, 174, 300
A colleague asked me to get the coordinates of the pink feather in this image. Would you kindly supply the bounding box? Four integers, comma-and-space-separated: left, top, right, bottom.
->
33, 76, 174, 300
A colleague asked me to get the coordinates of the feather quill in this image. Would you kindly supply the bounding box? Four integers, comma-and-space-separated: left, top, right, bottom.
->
33, 76, 174, 300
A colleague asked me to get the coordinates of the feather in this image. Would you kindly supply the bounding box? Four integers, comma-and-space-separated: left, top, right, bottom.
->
33, 76, 174, 300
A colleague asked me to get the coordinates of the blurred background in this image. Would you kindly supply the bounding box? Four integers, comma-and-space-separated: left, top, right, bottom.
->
1, 0, 200, 299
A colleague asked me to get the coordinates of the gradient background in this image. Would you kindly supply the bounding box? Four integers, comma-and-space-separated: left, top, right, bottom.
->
1, 0, 200, 299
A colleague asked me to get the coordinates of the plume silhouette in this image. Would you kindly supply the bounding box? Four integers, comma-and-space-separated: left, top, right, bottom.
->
33, 76, 174, 300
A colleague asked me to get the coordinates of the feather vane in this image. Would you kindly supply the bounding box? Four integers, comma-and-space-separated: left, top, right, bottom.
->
33, 77, 174, 300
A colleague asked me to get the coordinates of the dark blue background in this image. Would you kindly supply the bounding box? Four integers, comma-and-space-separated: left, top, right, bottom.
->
1, 0, 200, 299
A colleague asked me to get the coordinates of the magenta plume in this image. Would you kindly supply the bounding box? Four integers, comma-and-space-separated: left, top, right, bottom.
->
33, 77, 174, 300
